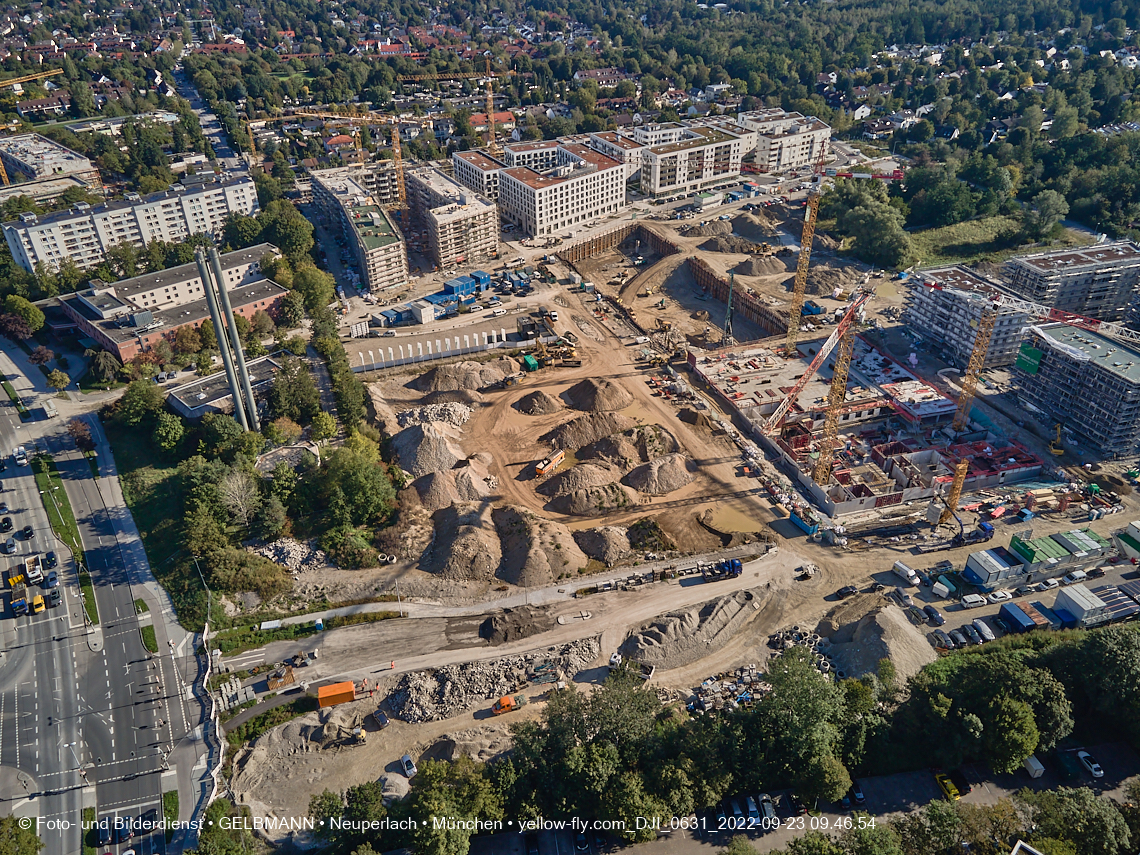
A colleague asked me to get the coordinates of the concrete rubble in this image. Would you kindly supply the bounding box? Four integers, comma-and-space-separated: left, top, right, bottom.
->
397, 402, 474, 428
254, 538, 329, 574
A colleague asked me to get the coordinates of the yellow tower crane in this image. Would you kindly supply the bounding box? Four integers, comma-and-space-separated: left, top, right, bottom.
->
951, 305, 998, 433
0, 69, 65, 186
396, 60, 516, 156
937, 459, 971, 526
812, 326, 855, 485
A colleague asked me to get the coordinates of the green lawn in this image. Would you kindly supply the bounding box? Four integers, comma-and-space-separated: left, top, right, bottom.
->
2, 380, 29, 418
134, 598, 149, 613
163, 791, 179, 842
78, 572, 99, 624
909, 216, 1095, 266
31, 454, 84, 565
82, 807, 96, 855
141, 624, 158, 653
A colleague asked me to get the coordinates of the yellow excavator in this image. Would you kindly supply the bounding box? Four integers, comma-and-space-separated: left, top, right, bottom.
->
1049, 424, 1065, 456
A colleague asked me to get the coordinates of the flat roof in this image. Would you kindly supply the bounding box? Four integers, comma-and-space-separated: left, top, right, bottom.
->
348, 203, 402, 251
916, 265, 1004, 295
454, 150, 504, 172
503, 140, 558, 153
1007, 240, 1140, 274
649, 126, 737, 155
93, 243, 278, 300
1033, 322, 1140, 383
502, 166, 560, 190
0, 174, 89, 204
590, 132, 645, 150
0, 133, 93, 175
558, 143, 622, 170
169, 355, 281, 409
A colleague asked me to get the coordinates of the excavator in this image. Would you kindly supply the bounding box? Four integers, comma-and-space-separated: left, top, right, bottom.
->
1050, 424, 1065, 456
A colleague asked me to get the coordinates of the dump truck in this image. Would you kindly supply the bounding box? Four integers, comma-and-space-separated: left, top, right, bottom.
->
492, 694, 529, 715
23, 555, 42, 585
8, 570, 27, 616
536, 449, 566, 476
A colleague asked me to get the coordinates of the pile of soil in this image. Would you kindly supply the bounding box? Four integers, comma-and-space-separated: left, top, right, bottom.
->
550, 483, 642, 516
420, 502, 501, 581
392, 422, 464, 478
619, 586, 773, 670
423, 725, 516, 764
422, 389, 485, 406
492, 505, 588, 586
805, 264, 863, 296
565, 378, 634, 412
678, 407, 714, 430
573, 526, 632, 566
479, 605, 555, 645
542, 412, 637, 451
683, 220, 732, 237
822, 605, 936, 681
734, 256, 787, 277
454, 453, 495, 501
515, 390, 563, 415
578, 435, 643, 470
702, 235, 764, 253
691, 310, 710, 321
623, 453, 697, 495
732, 211, 778, 240
539, 462, 624, 498
397, 402, 473, 428
414, 357, 520, 392
413, 471, 461, 512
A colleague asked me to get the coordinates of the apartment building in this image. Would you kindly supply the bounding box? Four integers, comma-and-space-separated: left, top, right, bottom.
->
308, 163, 402, 205
639, 126, 745, 197
498, 143, 625, 237
406, 166, 498, 268
311, 170, 407, 293
628, 123, 690, 147
588, 132, 646, 181
57, 243, 285, 362
500, 140, 560, 172
1000, 241, 1140, 322
0, 133, 100, 185
906, 266, 1029, 369
1013, 323, 1140, 454
452, 150, 505, 201
735, 109, 831, 172
2, 176, 258, 273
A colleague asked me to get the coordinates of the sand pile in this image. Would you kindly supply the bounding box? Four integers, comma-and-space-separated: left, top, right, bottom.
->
823, 606, 936, 681
735, 256, 787, 277
678, 407, 714, 430
493, 505, 588, 586
551, 483, 643, 516
414, 357, 520, 392
573, 526, 632, 566
422, 725, 515, 764
479, 605, 555, 645
805, 264, 862, 296
391, 422, 464, 478
619, 586, 772, 670
366, 385, 401, 432
623, 453, 697, 495
419, 502, 501, 581
566, 378, 634, 412
542, 412, 636, 450
397, 402, 473, 428
684, 220, 732, 237
422, 389, 486, 406
732, 211, 778, 239
579, 434, 643, 470
515, 390, 563, 415
631, 425, 680, 458
702, 235, 763, 253
454, 453, 495, 501
413, 471, 461, 512
539, 462, 624, 498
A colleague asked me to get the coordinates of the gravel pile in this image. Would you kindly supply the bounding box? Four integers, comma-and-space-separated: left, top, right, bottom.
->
734, 256, 787, 277
543, 412, 637, 450
579, 435, 642, 470
454, 455, 495, 501
414, 471, 461, 512
392, 422, 464, 478
415, 358, 520, 392
701, 235, 766, 253
550, 483, 643, 516
732, 211, 777, 240
515, 390, 563, 415
806, 265, 862, 296
623, 453, 697, 495
422, 390, 486, 406
683, 220, 732, 237
538, 462, 624, 498
566, 378, 634, 412
398, 402, 473, 428
823, 605, 935, 681
420, 502, 501, 581
493, 505, 589, 586
253, 538, 329, 573
573, 526, 632, 566
386, 638, 600, 722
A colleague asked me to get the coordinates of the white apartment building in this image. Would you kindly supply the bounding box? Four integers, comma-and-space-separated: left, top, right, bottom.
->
406, 166, 499, 268
736, 109, 831, 172
498, 143, 625, 237
500, 140, 560, 172
311, 170, 407, 293
2, 176, 258, 272
640, 126, 745, 197
628, 123, 690, 147
588, 132, 646, 181
452, 150, 505, 201
309, 163, 403, 205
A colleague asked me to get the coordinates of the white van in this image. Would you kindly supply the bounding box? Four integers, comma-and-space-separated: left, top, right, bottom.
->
1062, 570, 1087, 585
1023, 755, 1045, 778
961, 594, 987, 609
492, 307, 507, 317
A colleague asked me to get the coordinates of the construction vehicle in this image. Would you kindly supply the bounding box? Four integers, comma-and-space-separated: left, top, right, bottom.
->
23, 555, 41, 585
915, 495, 995, 552
8, 570, 27, 616
655, 318, 673, 332
1050, 425, 1065, 456
536, 449, 566, 476
700, 558, 743, 582
491, 694, 529, 715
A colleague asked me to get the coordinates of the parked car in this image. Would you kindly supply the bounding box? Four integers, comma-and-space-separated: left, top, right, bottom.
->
948, 630, 968, 648
44, 551, 56, 568
895, 586, 914, 607
836, 585, 859, 599
400, 754, 418, 778
0, 503, 8, 514
3, 537, 14, 554
45, 571, 58, 589
961, 624, 983, 645
850, 782, 865, 804
786, 794, 807, 815
575, 832, 589, 852
372, 710, 390, 729
0, 516, 11, 533
1088, 567, 1108, 579
21, 525, 33, 539
932, 629, 954, 649
923, 605, 945, 626
839, 792, 852, 809
987, 590, 1012, 604
972, 618, 996, 642
993, 616, 1012, 633
1037, 578, 1060, 591
935, 773, 961, 801
96, 820, 112, 847
1077, 750, 1104, 778
1016, 585, 1035, 596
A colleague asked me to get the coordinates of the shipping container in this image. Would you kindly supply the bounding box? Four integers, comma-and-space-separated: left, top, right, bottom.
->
317, 681, 356, 708
999, 602, 1038, 633
789, 511, 819, 535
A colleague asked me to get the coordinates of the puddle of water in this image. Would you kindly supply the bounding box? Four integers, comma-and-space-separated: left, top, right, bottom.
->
708, 504, 760, 532
552, 449, 578, 474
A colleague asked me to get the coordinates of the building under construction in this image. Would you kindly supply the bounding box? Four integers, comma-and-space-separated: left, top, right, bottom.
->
1000, 241, 1140, 322
690, 336, 1043, 517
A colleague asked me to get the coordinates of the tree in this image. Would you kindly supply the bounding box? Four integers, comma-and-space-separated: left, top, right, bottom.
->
1016, 787, 1131, 855
720, 836, 757, 855
270, 357, 320, 424
254, 495, 287, 539
116, 380, 166, 426
223, 212, 264, 249
892, 799, 962, 855
1024, 190, 1069, 240
0, 315, 32, 341
28, 346, 54, 366
985, 695, 1039, 774
267, 416, 303, 445
46, 370, 70, 392
89, 350, 122, 383
218, 468, 261, 527
292, 266, 336, 314
308, 789, 344, 843
278, 289, 306, 328
3, 295, 44, 334
841, 204, 913, 269
173, 326, 202, 356
153, 411, 186, 453
251, 309, 275, 337
67, 419, 95, 453
0, 814, 46, 854
311, 410, 336, 442
259, 201, 314, 262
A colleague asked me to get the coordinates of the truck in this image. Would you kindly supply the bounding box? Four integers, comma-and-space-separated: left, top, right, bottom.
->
892, 560, 919, 585
1023, 755, 1045, 779
536, 449, 566, 476
41, 399, 58, 419
607, 654, 656, 680
8, 571, 27, 616
23, 556, 41, 585
492, 694, 530, 715
700, 558, 743, 582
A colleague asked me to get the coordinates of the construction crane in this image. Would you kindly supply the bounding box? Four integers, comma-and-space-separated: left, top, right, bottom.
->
951, 306, 998, 433
785, 193, 819, 356
811, 326, 856, 485
396, 59, 516, 156
764, 289, 874, 433
938, 459, 970, 526
0, 69, 64, 90
992, 293, 1140, 346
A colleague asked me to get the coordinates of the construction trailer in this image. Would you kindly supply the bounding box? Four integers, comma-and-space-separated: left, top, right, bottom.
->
317, 681, 356, 708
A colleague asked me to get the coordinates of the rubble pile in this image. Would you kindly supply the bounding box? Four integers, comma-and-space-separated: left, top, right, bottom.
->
386, 638, 601, 722
690, 665, 773, 714
254, 538, 329, 573
539, 462, 624, 498
392, 422, 465, 478
398, 402, 474, 428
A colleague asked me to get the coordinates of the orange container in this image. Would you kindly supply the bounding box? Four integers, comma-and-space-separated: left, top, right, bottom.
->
317, 681, 356, 708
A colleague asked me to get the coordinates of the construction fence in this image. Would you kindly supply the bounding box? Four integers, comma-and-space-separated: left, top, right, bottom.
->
689, 257, 788, 337
556, 222, 681, 265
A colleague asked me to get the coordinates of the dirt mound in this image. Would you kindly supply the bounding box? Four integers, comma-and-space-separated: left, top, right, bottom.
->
734, 255, 788, 277
419, 502, 501, 581
492, 505, 588, 586
542, 412, 636, 451
392, 422, 464, 478
422, 389, 486, 406
678, 407, 714, 430
805, 264, 863, 296
573, 526, 632, 566
578, 435, 642, 470
414, 357, 520, 392
619, 586, 773, 670
515, 390, 563, 415
479, 605, 556, 645
732, 211, 778, 240
623, 453, 697, 495
413, 471, 461, 512
702, 235, 763, 253
823, 605, 936, 681
550, 483, 643, 516
539, 462, 624, 498
454, 456, 494, 501
422, 725, 515, 764
683, 219, 732, 237
565, 378, 634, 412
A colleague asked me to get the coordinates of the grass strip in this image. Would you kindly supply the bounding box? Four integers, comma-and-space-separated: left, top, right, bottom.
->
31, 454, 83, 564
134, 598, 149, 614
3, 380, 29, 418
82, 807, 96, 855
163, 791, 179, 842
78, 571, 98, 625
141, 624, 158, 653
